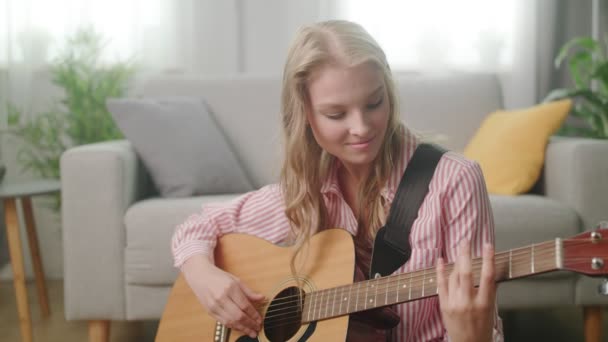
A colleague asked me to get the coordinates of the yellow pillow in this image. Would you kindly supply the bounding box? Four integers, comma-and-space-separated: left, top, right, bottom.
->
464, 99, 572, 195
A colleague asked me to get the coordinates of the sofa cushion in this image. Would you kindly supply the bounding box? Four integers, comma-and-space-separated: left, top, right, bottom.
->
107, 97, 253, 197
124, 194, 241, 286
464, 99, 572, 195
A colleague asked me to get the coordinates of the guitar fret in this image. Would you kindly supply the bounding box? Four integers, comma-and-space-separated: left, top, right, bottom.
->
331, 287, 336, 317
408, 272, 413, 300
318, 290, 322, 320
338, 286, 343, 316
421, 269, 426, 297
531, 244, 535, 273
324, 288, 329, 319
556, 238, 563, 268
314, 291, 319, 321
364, 281, 369, 309
306, 292, 311, 322
323, 290, 331, 318
373, 278, 379, 308
384, 277, 389, 306
508, 250, 512, 278
354, 282, 359, 311
347, 282, 352, 313
396, 276, 400, 303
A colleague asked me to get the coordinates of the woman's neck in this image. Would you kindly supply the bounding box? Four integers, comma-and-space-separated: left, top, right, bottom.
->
339, 162, 371, 188
338, 164, 370, 220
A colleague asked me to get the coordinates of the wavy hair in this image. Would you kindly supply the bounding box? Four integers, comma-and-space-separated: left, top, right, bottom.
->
280, 20, 405, 277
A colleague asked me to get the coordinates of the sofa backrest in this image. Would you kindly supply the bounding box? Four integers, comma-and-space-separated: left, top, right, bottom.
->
137, 73, 502, 188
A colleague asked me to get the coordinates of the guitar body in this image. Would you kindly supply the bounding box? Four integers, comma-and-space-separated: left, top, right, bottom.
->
156, 229, 356, 342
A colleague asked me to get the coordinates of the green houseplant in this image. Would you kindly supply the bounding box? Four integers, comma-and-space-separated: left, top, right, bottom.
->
544, 36, 608, 139
5, 27, 136, 209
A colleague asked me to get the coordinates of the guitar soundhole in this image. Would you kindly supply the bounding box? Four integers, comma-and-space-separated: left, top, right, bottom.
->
263, 286, 304, 342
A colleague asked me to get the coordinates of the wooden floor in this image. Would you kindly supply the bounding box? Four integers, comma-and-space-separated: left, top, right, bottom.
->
1, 279, 607, 341
0, 280, 157, 342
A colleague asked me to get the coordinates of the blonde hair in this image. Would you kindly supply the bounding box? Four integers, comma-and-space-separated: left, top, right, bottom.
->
280, 20, 405, 276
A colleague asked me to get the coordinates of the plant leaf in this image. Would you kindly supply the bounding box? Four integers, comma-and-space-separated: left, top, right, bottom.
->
555, 36, 601, 68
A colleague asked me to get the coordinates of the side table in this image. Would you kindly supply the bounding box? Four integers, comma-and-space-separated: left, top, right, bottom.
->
2, 179, 61, 342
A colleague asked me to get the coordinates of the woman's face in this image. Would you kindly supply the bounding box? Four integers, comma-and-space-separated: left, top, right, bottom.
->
306, 62, 390, 173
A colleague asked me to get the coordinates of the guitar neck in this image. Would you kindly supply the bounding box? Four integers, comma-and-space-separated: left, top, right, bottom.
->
301, 239, 561, 323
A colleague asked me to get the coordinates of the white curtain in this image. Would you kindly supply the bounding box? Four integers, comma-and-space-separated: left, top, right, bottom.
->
0, 0, 541, 176
335, 0, 517, 72
332, 0, 538, 109
0, 0, 244, 180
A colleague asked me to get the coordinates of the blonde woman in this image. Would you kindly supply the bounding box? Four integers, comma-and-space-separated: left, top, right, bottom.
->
172, 20, 503, 341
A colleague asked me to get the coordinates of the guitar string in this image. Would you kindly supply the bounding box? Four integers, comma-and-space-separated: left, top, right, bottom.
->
255, 258, 581, 331
207, 238, 603, 331
259, 255, 599, 320
254, 238, 602, 313
256, 238, 602, 311
256, 257, 597, 332
257, 244, 604, 319
259, 256, 577, 324
255, 242, 604, 323
255, 264, 592, 326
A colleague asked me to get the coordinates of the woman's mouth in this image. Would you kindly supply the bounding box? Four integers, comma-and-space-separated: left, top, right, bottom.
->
347, 137, 374, 149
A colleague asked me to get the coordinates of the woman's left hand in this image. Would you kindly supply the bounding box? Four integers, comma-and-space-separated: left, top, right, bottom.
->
436, 241, 496, 342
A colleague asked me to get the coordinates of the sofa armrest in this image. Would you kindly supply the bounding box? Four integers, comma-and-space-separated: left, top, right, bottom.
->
60, 140, 154, 320
544, 137, 608, 232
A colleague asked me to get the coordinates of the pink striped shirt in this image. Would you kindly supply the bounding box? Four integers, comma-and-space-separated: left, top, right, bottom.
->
171, 129, 504, 341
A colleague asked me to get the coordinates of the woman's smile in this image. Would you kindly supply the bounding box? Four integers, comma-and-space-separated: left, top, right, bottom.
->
347, 136, 375, 150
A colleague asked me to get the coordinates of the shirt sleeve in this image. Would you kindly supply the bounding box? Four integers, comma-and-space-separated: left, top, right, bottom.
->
171, 183, 291, 268
441, 159, 504, 341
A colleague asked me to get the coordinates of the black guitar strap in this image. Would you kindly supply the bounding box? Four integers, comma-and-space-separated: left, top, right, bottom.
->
369, 143, 447, 279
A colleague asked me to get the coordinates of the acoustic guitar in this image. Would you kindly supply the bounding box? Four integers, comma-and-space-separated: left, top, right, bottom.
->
156, 228, 608, 342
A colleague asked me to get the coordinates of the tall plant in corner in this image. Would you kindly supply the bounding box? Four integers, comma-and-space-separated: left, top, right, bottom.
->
544, 36, 608, 139
5, 27, 136, 209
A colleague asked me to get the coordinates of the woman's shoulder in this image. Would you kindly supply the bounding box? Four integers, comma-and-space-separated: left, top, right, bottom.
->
436, 151, 486, 194
211, 183, 283, 209
402, 127, 481, 175
249, 183, 283, 199
440, 151, 480, 171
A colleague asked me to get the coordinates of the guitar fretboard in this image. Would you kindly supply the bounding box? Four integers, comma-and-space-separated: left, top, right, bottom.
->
301, 240, 560, 323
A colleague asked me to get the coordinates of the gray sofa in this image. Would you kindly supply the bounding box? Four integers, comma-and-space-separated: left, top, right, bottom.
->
60, 74, 608, 341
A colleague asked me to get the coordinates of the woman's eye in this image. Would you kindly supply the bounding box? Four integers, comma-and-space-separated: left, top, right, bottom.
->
326, 113, 345, 119
366, 98, 383, 110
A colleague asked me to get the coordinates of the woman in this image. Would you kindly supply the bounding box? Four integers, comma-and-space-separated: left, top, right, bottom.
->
171, 20, 503, 341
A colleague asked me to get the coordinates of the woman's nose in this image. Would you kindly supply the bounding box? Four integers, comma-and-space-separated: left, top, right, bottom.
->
349, 111, 371, 136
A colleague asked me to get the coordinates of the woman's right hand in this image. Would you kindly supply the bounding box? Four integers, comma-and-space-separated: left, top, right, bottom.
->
181, 255, 266, 338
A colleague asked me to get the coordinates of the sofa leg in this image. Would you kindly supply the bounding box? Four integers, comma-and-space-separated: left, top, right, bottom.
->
89, 320, 110, 342
583, 306, 602, 342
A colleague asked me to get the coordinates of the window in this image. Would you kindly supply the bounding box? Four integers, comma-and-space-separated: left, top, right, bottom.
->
335, 0, 519, 71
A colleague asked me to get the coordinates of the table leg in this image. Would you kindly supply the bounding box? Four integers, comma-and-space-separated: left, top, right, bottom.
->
22, 196, 50, 317
5, 198, 33, 342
